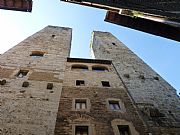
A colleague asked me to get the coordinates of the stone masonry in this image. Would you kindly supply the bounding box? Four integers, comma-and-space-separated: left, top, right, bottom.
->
0, 26, 180, 135
54, 58, 147, 135
91, 31, 180, 134
0, 26, 72, 135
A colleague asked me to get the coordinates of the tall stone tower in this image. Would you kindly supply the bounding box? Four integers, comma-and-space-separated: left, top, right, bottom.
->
91, 31, 180, 134
0, 26, 72, 134
1, 26, 180, 135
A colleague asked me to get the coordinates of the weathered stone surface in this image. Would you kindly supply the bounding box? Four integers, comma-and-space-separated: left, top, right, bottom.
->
91, 31, 180, 134
55, 61, 146, 135
0, 26, 72, 135
1, 26, 179, 135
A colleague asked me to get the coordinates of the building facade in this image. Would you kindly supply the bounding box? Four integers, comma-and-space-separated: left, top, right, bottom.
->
61, 0, 180, 42
0, 26, 180, 135
0, 0, 32, 12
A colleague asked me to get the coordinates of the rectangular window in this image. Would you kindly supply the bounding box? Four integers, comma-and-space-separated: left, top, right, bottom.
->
118, 125, 131, 135
75, 99, 87, 110
101, 81, 110, 87
17, 70, 29, 78
76, 80, 85, 86
109, 101, 120, 110
30, 51, 44, 58
75, 126, 88, 135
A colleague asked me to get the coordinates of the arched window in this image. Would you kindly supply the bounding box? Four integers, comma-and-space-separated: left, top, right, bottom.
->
71, 65, 88, 71
30, 51, 44, 58
92, 65, 108, 72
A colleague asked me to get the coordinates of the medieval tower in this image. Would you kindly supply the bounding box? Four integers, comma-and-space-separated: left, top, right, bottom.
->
0, 26, 180, 135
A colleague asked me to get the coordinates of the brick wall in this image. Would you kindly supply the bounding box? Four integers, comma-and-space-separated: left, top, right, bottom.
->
55, 61, 146, 135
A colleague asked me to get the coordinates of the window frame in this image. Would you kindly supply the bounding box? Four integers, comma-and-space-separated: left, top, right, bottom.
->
111, 119, 139, 135
101, 81, 110, 87
109, 101, 121, 110
107, 98, 126, 113
71, 64, 89, 71
118, 125, 131, 135
72, 124, 95, 135
76, 80, 85, 86
16, 70, 29, 78
72, 98, 90, 112
30, 51, 44, 58
75, 125, 89, 135
75, 99, 87, 110
92, 65, 109, 72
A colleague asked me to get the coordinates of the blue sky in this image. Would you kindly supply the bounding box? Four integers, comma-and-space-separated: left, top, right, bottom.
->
0, 0, 180, 94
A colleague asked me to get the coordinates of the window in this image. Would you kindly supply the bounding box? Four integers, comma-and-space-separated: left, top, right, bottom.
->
72, 65, 88, 71
17, 70, 29, 78
75, 99, 87, 110
30, 51, 44, 58
92, 66, 108, 72
109, 101, 120, 110
101, 81, 110, 87
118, 125, 131, 135
76, 80, 85, 86
75, 126, 88, 135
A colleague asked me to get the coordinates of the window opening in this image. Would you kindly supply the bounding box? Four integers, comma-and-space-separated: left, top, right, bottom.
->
109, 101, 120, 110
30, 51, 44, 58
75, 99, 87, 110
75, 126, 88, 135
118, 125, 131, 135
101, 81, 110, 87
17, 70, 29, 78
72, 65, 88, 71
92, 66, 108, 72
76, 80, 85, 86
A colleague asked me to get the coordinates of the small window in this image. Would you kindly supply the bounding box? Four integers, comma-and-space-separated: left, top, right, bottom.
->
92, 66, 108, 72
118, 125, 131, 135
75, 126, 88, 135
17, 70, 29, 78
72, 65, 88, 71
30, 51, 44, 58
101, 81, 110, 87
75, 99, 87, 110
76, 80, 85, 86
109, 101, 120, 110
112, 42, 116, 45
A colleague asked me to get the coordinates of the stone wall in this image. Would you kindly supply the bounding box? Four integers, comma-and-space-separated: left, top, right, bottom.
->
55, 60, 147, 135
91, 31, 180, 134
0, 26, 72, 135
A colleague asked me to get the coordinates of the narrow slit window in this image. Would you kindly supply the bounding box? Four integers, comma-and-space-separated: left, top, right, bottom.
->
30, 51, 44, 58
72, 65, 88, 71
118, 125, 131, 135
92, 66, 108, 72
75, 99, 87, 110
109, 101, 120, 110
76, 80, 85, 86
101, 81, 110, 87
17, 70, 29, 78
75, 126, 88, 135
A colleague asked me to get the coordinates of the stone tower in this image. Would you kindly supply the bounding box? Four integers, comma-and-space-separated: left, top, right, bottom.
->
0, 26, 72, 134
1, 26, 180, 135
91, 31, 180, 134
